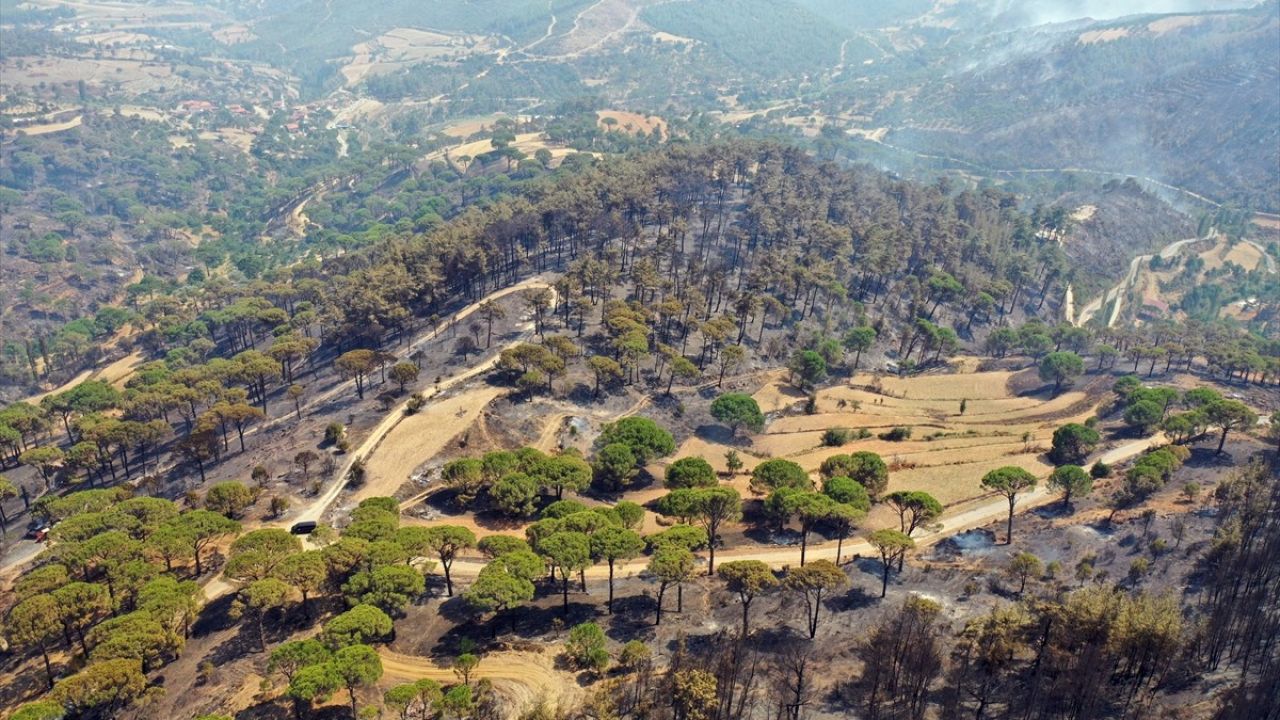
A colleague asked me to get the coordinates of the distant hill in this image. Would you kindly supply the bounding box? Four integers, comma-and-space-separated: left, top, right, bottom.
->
869, 2, 1280, 211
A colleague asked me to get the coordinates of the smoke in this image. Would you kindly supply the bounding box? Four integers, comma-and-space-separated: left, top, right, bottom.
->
985, 0, 1260, 26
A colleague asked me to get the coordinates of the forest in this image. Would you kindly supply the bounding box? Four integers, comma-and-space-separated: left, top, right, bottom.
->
1, 0, 1278, 718
1, 138, 1278, 719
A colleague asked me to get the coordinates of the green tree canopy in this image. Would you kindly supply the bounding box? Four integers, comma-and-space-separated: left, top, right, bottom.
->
783, 559, 848, 637
664, 456, 719, 488
718, 559, 779, 636
321, 604, 394, 649
1048, 465, 1092, 508
821, 451, 888, 498
1038, 351, 1085, 395
464, 562, 535, 616
596, 417, 675, 464
789, 350, 828, 388
1050, 423, 1101, 465
980, 466, 1038, 543
750, 458, 811, 494
710, 393, 765, 435
883, 490, 943, 535
821, 475, 871, 511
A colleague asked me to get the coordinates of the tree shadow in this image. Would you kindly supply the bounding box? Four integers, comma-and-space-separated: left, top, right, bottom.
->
585, 473, 655, 503
1032, 503, 1072, 520
605, 593, 659, 637
205, 624, 257, 667
828, 585, 878, 612
192, 592, 239, 637
565, 383, 598, 405
231, 700, 294, 719
435, 594, 476, 626
431, 599, 601, 654
468, 510, 534, 533
852, 556, 888, 581
694, 424, 735, 444
748, 624, 807, 649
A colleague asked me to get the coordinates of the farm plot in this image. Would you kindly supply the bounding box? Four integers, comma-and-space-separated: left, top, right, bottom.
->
390, 362, 1109, 562
732, 368, 1102, 508
597, 109, 667, 138
341, 27, 497, 85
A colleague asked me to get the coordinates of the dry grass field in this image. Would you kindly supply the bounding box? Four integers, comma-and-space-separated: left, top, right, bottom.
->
388, 361, 1111, 549
341, 27, 496, 85
1078, 27, 1131, 44
419, 131, 583, 171
6, 114, 82, 136
700, 368, 1093, 507
597, 109, 666, 138
1, 56, 181, 93
360, 385, 508, 506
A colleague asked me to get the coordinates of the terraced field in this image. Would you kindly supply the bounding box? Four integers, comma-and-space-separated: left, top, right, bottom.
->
686, 368, 1103, 509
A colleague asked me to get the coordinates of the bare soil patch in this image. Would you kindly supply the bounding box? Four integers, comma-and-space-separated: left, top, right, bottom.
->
1078, 28, 1131, 44
341, 27, 496, 85
359, 384, 507, 504
1148, 16, 1204, 35
596, 109, 666, 138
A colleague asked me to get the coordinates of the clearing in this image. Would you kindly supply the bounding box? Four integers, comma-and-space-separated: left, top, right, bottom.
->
387, 359, 1146, 571
22, 350, 145, 406
5, 115, 82, 136
1078, 28, 1131, 44
596, 109, 666, 138
378, 647, 584, 714
341, 27, 497, 86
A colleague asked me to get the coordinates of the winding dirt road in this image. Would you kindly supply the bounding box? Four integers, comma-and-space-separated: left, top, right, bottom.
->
1074, 232, 1210, 327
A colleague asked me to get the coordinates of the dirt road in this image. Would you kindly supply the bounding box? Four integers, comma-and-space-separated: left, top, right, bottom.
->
432, 431, 1172, 582
378, 647, 583, 712
292, 277, 557, 526
1, 278, 554, 579
1074, 233, 1209, 327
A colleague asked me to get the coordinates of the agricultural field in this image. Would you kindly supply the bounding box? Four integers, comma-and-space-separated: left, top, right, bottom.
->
365, 358, 1176, 563
340, 28, 498, 86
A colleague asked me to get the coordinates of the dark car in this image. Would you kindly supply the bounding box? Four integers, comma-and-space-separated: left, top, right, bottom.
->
290, 521, 318, 535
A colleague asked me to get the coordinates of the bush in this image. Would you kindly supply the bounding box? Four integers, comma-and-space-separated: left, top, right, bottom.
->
324, 422, 346, 446
878, 426, 913, 442
821, 427, 852, 446
1090, 461, 1112, 479
564, 622, 609, 673
405, 393, 426, 414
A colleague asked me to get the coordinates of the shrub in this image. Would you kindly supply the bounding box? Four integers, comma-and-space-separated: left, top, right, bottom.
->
878, 426, 913, 442
563, 622, 609, 673
405, 393, 426, 414
324, 422, 346, 446
821, 427, 852, 447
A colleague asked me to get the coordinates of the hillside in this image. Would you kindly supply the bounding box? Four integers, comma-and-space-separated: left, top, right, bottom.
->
1, 2, 1280, 718
865, 2, 1280, 211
